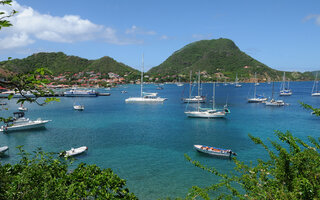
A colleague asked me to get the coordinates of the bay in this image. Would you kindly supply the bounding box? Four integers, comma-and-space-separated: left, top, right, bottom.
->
0, 81, 320, 199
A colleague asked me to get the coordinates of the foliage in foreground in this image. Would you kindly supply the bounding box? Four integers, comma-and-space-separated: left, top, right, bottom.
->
185, 131, 320, 200
0, 147, 137, 200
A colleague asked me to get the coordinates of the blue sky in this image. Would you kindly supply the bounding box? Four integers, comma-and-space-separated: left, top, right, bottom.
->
0, 0, 320, 72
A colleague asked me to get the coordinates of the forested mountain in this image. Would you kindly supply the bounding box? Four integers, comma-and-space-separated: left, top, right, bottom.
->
0, 52, 139, 76
148, 38, 312, 81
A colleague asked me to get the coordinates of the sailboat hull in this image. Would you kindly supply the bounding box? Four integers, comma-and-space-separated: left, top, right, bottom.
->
312, 93, 320, 96
185, 111, 226, 118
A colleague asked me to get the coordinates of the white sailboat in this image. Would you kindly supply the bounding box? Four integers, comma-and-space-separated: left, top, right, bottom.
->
265, 82, 285, 106
311, 72, 320, 96
73, 103, 84, 111
125, 55, 167, 103
176, 76, 184, 86
235, 73, 242, 87
248, 72, 267, 103
185, 82, 230, 118
280, 72, 292, 96
182, 71, 206, 103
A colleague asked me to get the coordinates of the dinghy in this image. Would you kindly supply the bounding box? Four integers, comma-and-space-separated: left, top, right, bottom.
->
61, 146, 88, 157
194, 145, 236, 157
0, 146, 9, 154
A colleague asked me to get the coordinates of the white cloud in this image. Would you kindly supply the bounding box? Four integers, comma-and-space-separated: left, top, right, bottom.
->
304, 14, 320, 25
0, 1, 139, 50
125, 25, 156, 35
0, 32, 34, 49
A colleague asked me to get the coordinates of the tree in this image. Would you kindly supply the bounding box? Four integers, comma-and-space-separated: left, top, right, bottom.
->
0, 2, 137, 199
184, 118, 320, 199
0, 147, 137, 199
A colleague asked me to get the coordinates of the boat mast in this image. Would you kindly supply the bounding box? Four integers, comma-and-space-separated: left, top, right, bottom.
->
254, 72, 257, 98
212, 82, 215, 110
312, 72, 318, 94
197, 70, 200, 97
272, 81, 274, 100
197, 71, 200, 111
189, 70, 192, 99
282, 72, 285, 90
140, 54, 144, 97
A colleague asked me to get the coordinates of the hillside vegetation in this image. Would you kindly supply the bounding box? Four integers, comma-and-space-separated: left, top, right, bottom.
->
148, 38, 312, 82
0, 52, 139, 76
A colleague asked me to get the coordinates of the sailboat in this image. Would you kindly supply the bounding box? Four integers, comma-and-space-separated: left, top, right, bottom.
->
185, 82, 230, 118
280, 72, 292, 96
235, 73, 242, 87
182, 71, 205, 103
125, 55, 167, 103
176, 76, 184, 87
248, 72, 267, 103
265, 82, 285, 106
311, 72, 320, 96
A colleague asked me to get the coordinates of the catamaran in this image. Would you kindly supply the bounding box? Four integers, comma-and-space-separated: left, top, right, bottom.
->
248, 72, 267, 103
125, 55, 167, 103
265, 82, 285, 106
0, 112, 51, 132
311, 72, 320, 96
185, 82, 230, 118
280, 72, 292, 96
235, 73, 242, 87
182, 71, 206, 103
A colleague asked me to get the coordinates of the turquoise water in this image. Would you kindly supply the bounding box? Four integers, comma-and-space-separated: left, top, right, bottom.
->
1, 82, 320, 199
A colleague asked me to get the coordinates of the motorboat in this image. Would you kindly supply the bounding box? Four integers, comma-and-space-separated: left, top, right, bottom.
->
0, 112, 51, 132
121, 90, 127, 93
183, 96, 206, 103
73, 104, 84, 111
194, 145, 237, 157
265, 99, 285, 106
125, 54, 167, 103
18, 104, 28, 111
64, 89, 97, 97
0, 146, 9, 154
0, 90, 35, 98
61, 146, 88, 157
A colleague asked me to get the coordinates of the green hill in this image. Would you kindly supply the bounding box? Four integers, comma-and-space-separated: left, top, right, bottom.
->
0, 52, 139, 76
148, 38, 312, 82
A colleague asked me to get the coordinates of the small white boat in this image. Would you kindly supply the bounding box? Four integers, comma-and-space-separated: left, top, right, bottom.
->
194, 145, 236, 157
0, 146, 9, 154
73, 104, 84, 111
121, 90, 127, 93
0, 112, 51, 132
18, 104, 28, 111
61, 146, 88, 157
182, 96, 206, 103
265, 99, 285, 106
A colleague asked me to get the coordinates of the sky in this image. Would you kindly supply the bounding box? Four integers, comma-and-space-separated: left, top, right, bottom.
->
0, 0, 320, 72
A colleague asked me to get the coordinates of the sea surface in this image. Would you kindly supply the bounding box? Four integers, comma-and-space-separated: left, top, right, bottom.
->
1, 81, 320, 199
